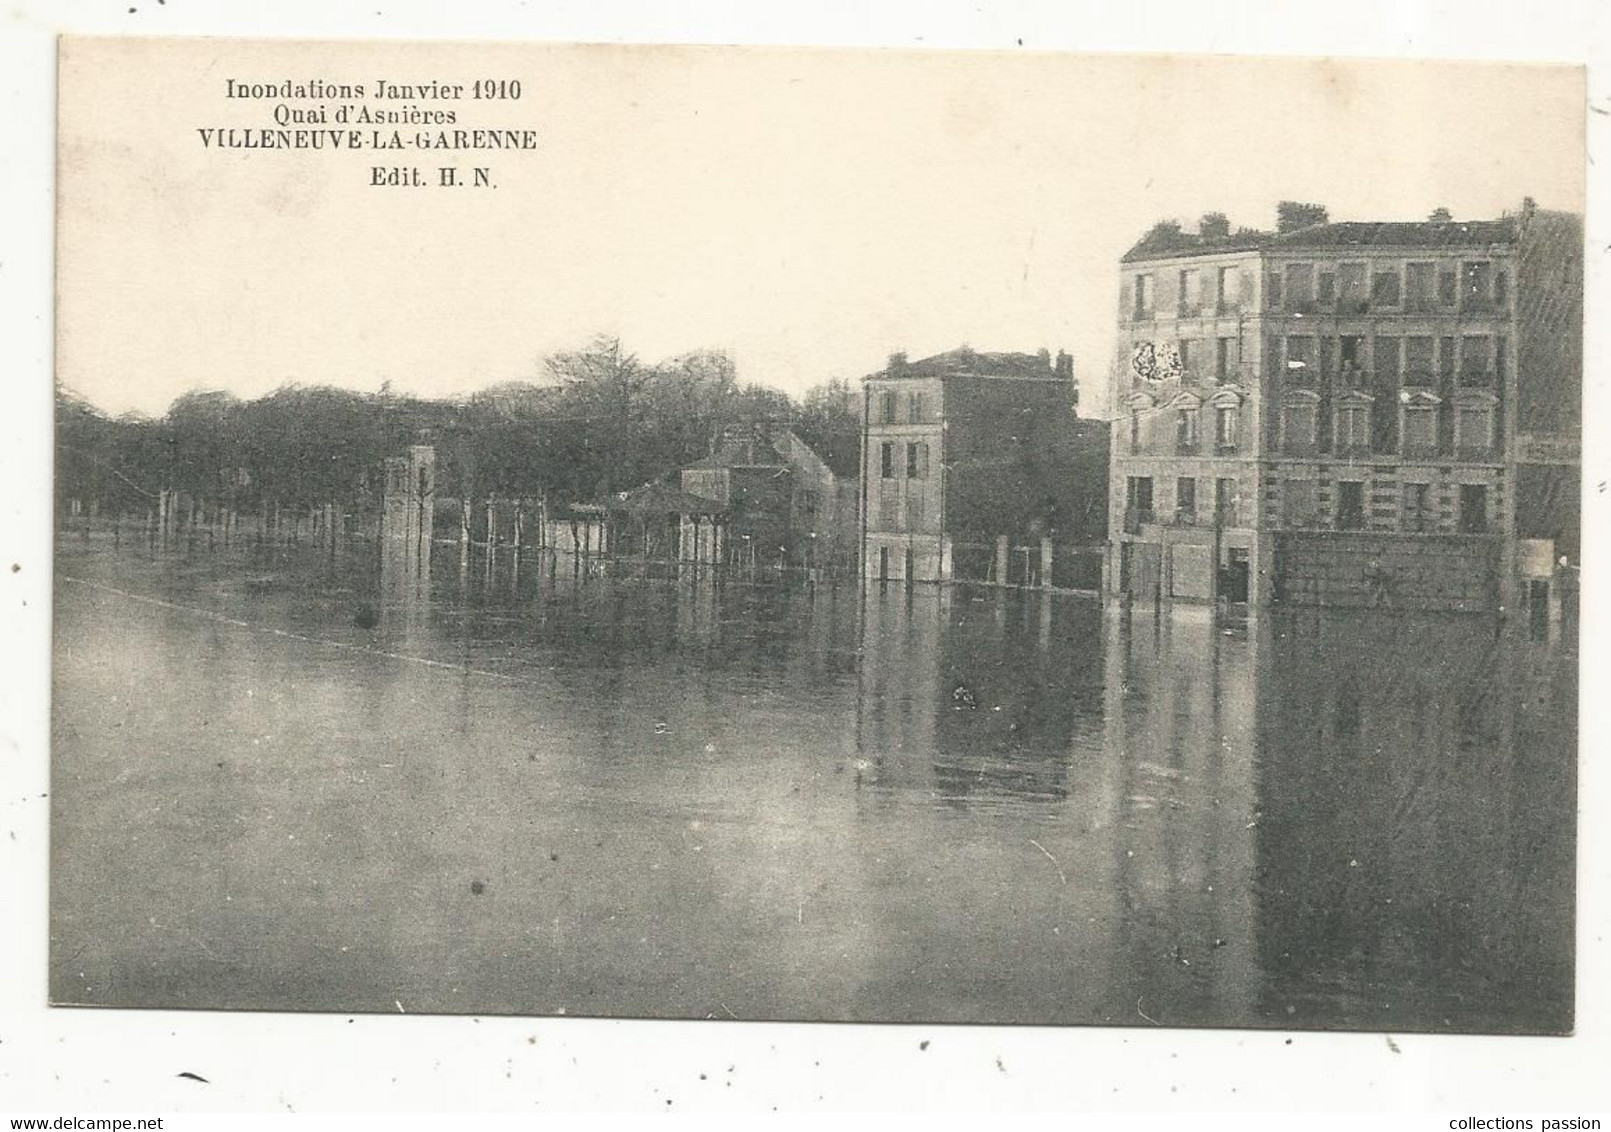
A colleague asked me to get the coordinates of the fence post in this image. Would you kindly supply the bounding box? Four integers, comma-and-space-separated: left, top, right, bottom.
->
994, 535, 1009, 586
1039, 538, 1053, 589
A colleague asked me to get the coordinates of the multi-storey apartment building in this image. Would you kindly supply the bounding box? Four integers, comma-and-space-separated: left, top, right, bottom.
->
861, 346, 1108, 584
1109, 202, 1581, 623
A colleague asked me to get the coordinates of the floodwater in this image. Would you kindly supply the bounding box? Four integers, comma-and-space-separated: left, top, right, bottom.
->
51, 535, 1576, 1033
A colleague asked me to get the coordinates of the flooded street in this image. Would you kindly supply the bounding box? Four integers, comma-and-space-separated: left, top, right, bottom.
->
51, 538, 1575, 1033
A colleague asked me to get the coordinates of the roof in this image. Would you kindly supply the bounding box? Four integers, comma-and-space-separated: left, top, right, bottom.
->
684, 433, 791, 469
1270, 219, 1518, 251
868, 347, 1065, 381
600, 481, 728, 515
1122, 216, 1520, 264
1120, 229, 1270, 264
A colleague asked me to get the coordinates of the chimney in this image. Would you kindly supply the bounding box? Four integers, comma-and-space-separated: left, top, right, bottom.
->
1055, 350, 1074, 380
887, 351, 907, 375
1037, 347, 1052, 369
1276, 200, 1329, 234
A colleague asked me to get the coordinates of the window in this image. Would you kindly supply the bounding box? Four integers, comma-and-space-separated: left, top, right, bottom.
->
1266, 268, 1283, 310
1336, 400, 1371, 453
1337, 336, 1366, 389
1456, 402, 1496, 457
1338, 263, 1368, 312
907, 392, 926, 424
880, 441, 894, 479
1126, 475, 1154, 522
1283, 396, 1318, 454
1461, 335, 1493, 385
1371, 269, 1401, 308
1496, 335, 1508, 384
906, 441, 929, 479
1134, 273, 1154, 319
1336, 481, 1366, 531
1402, 482, 1433, 533
1404, 337, 1435, 385
1439, 336, 1456, 383
1216, 406, 1239, 450
1285, 336, 1315, 381
1462, 261, 1493, 310
1178, 338, 1194, 377
880, 389, 897, 424
1267, 334, 1283, 378
1216, 337, 1232, 384
1129, 409, 1141, 452
1438, 267, 1458, 307
1374, 337, 1400, 385
1286, 263, 1315, 308
1176, 477, 1197, 521
1317, 269, 1336, 306
1406, 262, 1436, 312
1402, 401, 1439, 455
1283, 479, 1317, 528
1216, 266, 1234, 313
1179, 269, 1201, 316
1176, 407, 1200, 451
1495, 267, 1509, 308
1459, 484, 1489, 534
1215, 478, 1237, 524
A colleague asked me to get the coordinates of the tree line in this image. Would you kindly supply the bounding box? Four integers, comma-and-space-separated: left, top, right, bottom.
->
55, 336, 864, 520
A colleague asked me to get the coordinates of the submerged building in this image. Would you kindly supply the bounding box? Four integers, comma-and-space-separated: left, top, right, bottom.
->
860, 347, 1109, 586
681, 427, 859, 574
1108, 201, 1581, 625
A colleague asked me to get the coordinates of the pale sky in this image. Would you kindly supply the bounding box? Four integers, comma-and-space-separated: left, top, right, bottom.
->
57, 40, 1585, 419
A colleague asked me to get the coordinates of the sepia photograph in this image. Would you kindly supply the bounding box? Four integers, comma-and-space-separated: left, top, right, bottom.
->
49, 35, 1583, 1040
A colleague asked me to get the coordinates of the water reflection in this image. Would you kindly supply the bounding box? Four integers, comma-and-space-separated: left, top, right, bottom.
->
51, 539, 1574, 1032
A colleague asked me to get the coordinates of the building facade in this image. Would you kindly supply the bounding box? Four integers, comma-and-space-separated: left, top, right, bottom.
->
860, 347, 1109, 585
1108, 204, 1581, 621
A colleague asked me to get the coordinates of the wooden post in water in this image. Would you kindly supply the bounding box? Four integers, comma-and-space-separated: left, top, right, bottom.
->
994, 534, 1009, 586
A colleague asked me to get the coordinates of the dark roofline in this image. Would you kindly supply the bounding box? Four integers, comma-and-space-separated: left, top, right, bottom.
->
863, 346, 1074, 382
1123, 216, 1522, 264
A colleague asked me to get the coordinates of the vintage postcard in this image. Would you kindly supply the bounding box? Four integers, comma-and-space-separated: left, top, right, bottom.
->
52, 36, 1583, 1033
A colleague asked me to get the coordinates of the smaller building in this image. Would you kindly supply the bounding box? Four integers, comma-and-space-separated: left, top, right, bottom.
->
681, 427, 859, 574
860, 346, 1109, 586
